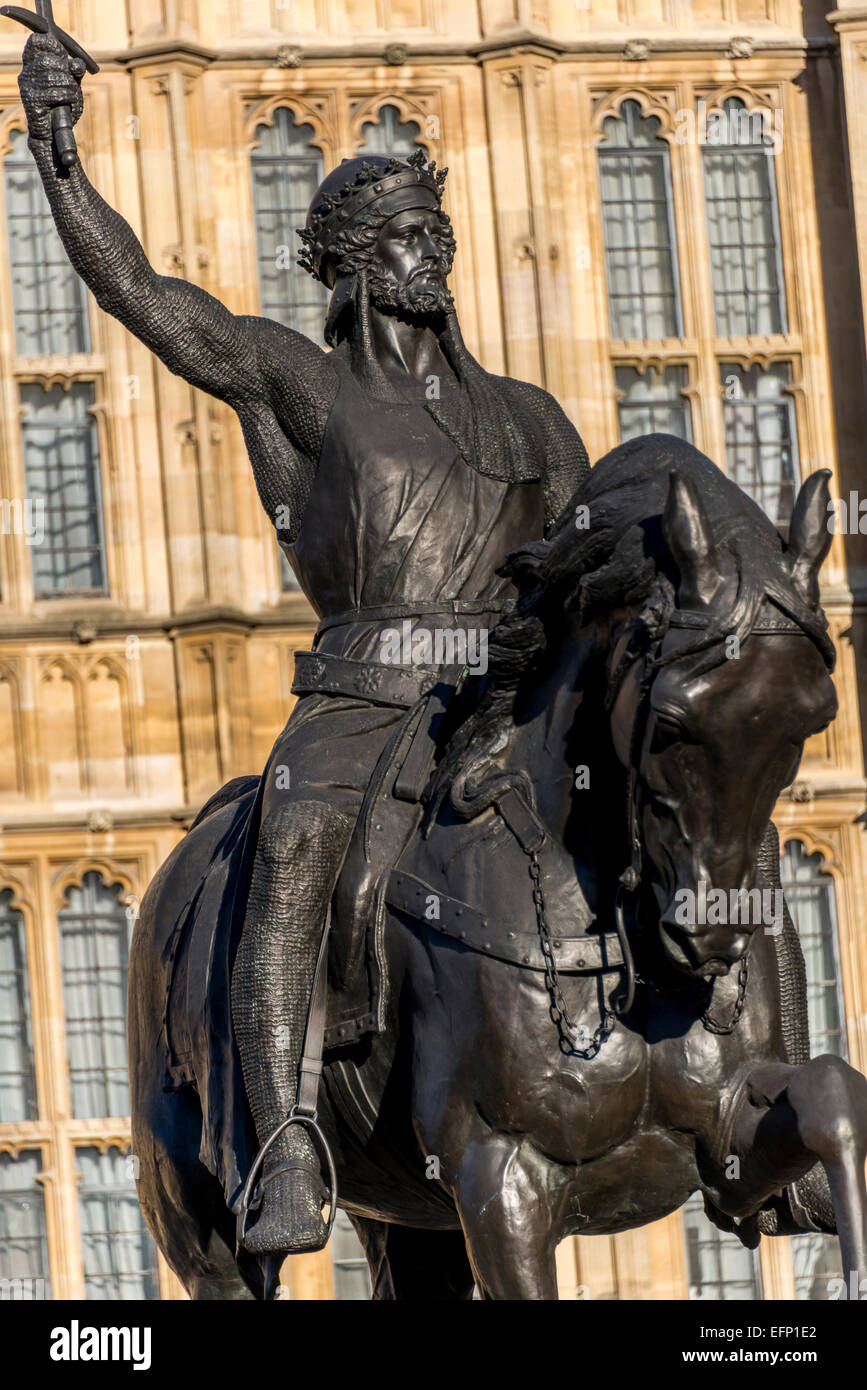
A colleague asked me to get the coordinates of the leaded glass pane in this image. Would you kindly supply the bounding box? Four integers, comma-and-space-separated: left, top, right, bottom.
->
616, 364, 691, 442
77, 1146, 159, 1300
720, 361, 798, 529
0, 1150, 50, 1299
683, 1191, 762, 1300
251, 108, 329, 341
702, 99, 785, 337
4, 128, 89, 356
358, 104, 421, 158
791, 1231, 844, 1301
599, 101, 681, 340
0, 890, 37, 1122
59, 873, 131, 1119
21, 381, 106, 597
331, 1210, 371, 1300
780, 841, 845, 1061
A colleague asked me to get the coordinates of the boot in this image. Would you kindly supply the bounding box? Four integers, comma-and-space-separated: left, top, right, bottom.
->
231, 799, 351, 1257
242, 1127, 328, 1256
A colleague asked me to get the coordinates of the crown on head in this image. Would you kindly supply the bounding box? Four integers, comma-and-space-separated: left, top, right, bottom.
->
297, 148, 448, 281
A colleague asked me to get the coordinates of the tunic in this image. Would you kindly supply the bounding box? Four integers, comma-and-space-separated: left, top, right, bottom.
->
265, 347, 546, 817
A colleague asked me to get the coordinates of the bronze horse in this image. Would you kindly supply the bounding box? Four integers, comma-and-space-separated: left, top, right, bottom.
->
128, 435, 867, 1299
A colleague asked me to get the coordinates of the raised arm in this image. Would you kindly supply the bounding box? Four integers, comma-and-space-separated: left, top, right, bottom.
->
19, 32, 273, 409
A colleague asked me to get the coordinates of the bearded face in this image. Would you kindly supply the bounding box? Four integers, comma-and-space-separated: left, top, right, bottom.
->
366, 260, 454, 319
366, 207, 455, 321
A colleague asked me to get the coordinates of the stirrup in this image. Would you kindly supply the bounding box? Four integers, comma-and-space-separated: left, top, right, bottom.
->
236, 1110, 338, 1251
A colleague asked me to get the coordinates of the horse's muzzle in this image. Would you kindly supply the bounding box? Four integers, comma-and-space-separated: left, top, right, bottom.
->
658, 915, 749, 978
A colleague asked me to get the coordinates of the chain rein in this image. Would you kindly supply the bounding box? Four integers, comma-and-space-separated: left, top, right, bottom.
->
530, 850, 618, 1058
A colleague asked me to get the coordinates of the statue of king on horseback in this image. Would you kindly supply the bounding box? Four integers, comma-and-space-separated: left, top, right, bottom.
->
16, 24, 867, 1301
14, 29, 589, 1261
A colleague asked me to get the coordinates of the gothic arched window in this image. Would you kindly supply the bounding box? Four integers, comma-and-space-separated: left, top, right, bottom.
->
251, 108, 329, 341
0, 1149, 50, 1297
77, 1146, 159, 1300
4, 127, 89, 356
719, 360, 798, 530
598, 100, 682, 340
780, 839, 846, 1300
616, 364, 691, 443
780, 840, 846, 1059
357, 104, 421, 158
59, 873, 131, 1119
5, 129, 107, 599
701, 98, 786, 337
0, 890, 36, 1123
21, 381, 106, 598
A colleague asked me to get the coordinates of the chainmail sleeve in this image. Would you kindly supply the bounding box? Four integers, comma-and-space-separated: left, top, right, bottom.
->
28, 138, 263, 402
28, 138, 338, 541
504, 379, 592, 533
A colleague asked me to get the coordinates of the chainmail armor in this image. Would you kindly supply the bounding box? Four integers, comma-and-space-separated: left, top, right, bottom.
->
28, 139, 338, 543
230, 802, 353, 1218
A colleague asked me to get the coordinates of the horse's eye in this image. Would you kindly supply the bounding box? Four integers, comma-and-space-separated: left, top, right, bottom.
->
650, 714, 685, 750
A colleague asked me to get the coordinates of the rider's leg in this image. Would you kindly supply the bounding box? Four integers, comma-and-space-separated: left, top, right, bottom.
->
231, 797, 354, 1256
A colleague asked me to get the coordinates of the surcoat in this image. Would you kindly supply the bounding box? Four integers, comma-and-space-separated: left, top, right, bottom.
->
268, 347, 547, 815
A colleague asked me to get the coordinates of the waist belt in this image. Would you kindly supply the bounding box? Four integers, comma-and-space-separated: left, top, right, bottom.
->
292, 650, 454, 709
315, 599, 508, 640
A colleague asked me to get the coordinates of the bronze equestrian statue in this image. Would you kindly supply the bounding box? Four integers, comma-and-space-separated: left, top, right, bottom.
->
15, 28, 867, 1300
15, 30, 588, 1258
127, 437, 866, 1300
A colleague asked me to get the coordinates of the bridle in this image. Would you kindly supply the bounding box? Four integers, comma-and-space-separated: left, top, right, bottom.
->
604, 601, 816, 1024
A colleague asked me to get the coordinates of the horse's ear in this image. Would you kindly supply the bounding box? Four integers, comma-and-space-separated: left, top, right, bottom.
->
787, 469, 833, 609
663, 470, 730, 610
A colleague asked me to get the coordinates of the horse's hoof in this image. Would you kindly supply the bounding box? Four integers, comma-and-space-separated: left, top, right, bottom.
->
241, 1167, 328, 1257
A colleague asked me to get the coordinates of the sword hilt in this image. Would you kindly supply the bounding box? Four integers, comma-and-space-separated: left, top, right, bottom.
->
1, 4, 99, 169
51, 105, 76, 167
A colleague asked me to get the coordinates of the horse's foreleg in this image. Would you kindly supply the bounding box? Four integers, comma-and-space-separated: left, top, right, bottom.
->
786, 1055, 867, 1286
725, 1055, 867, 1288
451, 1135, 559, 1300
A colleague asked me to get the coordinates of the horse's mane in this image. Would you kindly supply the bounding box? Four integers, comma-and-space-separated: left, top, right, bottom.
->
430, 434, 835, 820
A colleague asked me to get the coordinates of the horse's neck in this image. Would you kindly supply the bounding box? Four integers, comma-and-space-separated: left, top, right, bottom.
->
505, 622, 626, 893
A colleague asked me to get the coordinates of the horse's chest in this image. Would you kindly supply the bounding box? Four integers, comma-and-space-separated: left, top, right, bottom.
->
566, 1130, 697, 1235
410, 941, 650, 1162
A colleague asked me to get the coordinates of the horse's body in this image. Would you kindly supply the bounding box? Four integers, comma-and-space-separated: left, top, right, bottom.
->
129, 436, 867, 1299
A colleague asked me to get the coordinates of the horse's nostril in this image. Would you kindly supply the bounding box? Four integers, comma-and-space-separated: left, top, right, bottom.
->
699, 958, 730, 978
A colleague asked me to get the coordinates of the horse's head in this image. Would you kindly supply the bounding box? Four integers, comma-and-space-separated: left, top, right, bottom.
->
608, 466, 837, 978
